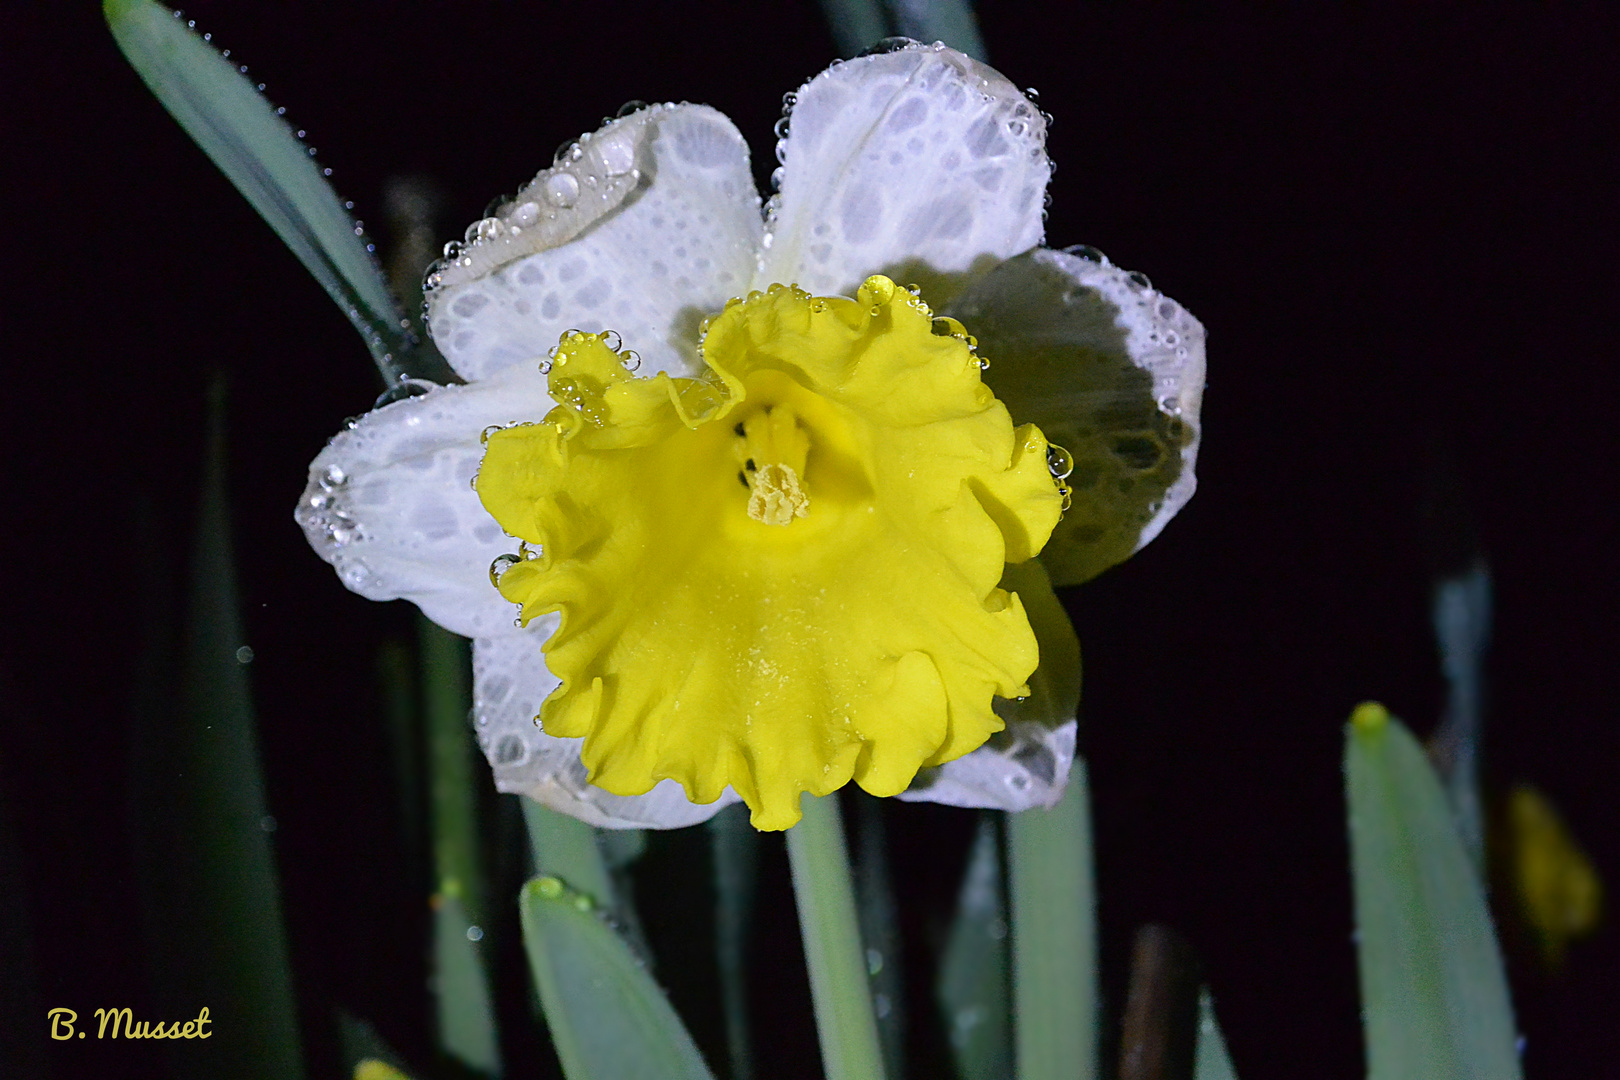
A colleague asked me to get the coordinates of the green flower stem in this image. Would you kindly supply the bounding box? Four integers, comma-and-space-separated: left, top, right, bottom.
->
786, 793, 888, 1080
1008, 759, 1098, 1080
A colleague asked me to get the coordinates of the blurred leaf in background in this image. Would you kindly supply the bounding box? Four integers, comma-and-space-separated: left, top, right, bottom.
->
1347, 702, 1522, 1080
128, 378, 304, 1078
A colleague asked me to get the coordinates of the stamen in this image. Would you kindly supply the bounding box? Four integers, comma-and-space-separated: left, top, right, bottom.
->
748, 462, 810, 525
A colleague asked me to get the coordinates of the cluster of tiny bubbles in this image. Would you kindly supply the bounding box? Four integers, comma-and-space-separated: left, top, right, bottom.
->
533, 875, 598, 915
1024, 86, 1056, 129
1062, 244, 1110, 265
304, 463, 362, 546
1043, 443, 1076, 513
930, 315, 987, 367
900, 283, 933, 317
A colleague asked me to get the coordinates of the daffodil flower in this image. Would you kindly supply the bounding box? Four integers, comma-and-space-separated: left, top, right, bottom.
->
297, 41, 1204, 830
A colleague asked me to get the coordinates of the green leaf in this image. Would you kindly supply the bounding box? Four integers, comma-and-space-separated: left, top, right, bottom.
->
520, 877, 717, 1080
103, 0, 417, 383
128, 376, 304, 1078
937, 815, 1012, 1080
1345, 703, 1522, 1080
521, 797, 617, 914
1193, 989, 1239, 1080
1008, 758, 1097, 1080
420, 618, 501, 1074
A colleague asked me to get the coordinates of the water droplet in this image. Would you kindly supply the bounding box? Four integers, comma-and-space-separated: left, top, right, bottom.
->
260, 814, 277, 833
599, 330, 623, 351
545, 172, 579, 207
620, 349, 641, 371
597, 132, 636, 177
466, 925, 484, 942
617, 99, 649, 118
1128, 270, 1153, 290
489, 553, 521, 586
235, 645, 254, 664
321, 464, 348, 488
1062, 243, 1109, 265
859, 36, 918, 57
1046, 443, 1074, 480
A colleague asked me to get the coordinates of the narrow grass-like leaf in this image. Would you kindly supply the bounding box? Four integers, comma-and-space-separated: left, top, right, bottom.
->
1008, 758, 1097, 1080
1346, 703, 1522, 1080
787, 792, 889, 1080
882, 0, 987, 61
1193, 989, 1238, 1080
520, 877, 717, 1080
419, 618, 500, 1075
853, 794, 906, 1078
1430, 564, 1492, 874
521, 797, 616, 911
129, 377, 303, 1078
817, 0, 889, 58
103, 0, 420, 383
937, 814, 1011, 1080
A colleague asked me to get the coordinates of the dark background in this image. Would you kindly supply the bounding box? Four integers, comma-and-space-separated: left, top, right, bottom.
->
4, 3, 1617, 1077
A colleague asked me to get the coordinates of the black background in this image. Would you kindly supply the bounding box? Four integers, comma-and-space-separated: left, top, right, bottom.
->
4, 3, 1617, 1078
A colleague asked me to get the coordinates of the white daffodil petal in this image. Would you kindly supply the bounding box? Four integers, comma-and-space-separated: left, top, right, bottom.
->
759, 42, 1050, 304
295, 365, 553, 639
897, 719, 1078, 811
425, 104, 763, 382
473, 631, 740, 829
948, 248, 1206, 587
900, 558, 1080, 811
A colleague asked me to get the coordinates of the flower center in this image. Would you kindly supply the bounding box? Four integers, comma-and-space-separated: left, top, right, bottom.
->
474, 276, 1063, 829
735, 404, 811, 525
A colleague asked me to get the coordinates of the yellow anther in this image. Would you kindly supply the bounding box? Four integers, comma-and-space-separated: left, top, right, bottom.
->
749, 463, 810, 525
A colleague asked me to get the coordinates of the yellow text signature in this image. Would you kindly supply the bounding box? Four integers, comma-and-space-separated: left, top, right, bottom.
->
48, 1006, 212, 1040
